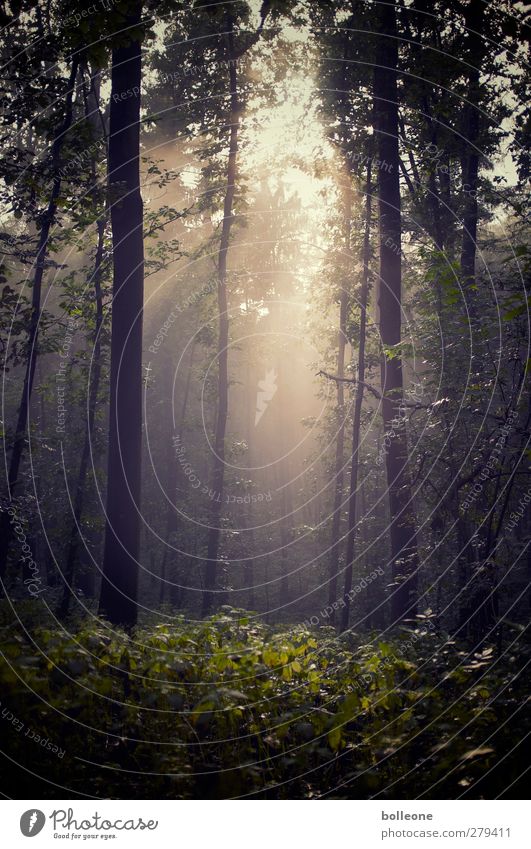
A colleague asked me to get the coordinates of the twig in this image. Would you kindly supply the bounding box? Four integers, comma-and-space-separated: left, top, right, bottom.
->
317, 369, 382, 401
317, 370, 433, 409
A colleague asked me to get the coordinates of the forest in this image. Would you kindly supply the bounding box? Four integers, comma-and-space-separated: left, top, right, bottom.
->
0, 0, 529, 800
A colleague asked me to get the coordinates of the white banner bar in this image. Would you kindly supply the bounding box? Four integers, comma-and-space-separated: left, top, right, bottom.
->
2, 800, 528, 848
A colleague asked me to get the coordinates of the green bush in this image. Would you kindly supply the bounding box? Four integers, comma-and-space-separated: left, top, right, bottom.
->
0, 607, 528, 798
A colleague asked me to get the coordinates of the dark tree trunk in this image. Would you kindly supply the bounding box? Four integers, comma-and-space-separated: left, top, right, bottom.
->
99, 4, 144, 627
160, 339, 196, 606
327, 176, 351, 621
279, 473, 293, 607
202, 20, 239, 616
326, 34, 355, 619
243, 354, 255, 610
374, 0, 419, 623
58, 218, 105, 618
460, 0, 484, 297
59, 66, 107, 617
340, 161, 372, 633
275, 360, 293, 609
0, 57, 79, 580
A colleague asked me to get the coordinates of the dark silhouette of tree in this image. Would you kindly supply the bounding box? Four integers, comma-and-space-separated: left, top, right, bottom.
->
58, 65, 108, 618
99, 2, 145, 627
202, 13, 240, 616
341, 159, 372, 632
0, 54, 79, 580
373, 0, 419, 622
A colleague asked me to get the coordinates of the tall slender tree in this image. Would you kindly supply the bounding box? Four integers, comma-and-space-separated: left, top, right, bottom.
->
341, 160, 372, 632
459, 0, 485, 299
201, 2, 272, 614
0, 54, 79, 580
202, 13, 239, 616
99, 2, 145, 627
159, 338, 197, 606
373, 0, 419, 622
58, 65, 108, 617
327, 175, 351, 619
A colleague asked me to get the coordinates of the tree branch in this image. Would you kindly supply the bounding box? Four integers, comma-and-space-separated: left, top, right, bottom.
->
317, 370, 432, 408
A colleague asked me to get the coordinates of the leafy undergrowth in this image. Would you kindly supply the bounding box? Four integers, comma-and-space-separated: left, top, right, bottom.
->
0, 607, 528, 799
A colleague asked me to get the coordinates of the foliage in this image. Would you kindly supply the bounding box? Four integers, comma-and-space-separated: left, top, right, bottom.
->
0, 607, 528, 798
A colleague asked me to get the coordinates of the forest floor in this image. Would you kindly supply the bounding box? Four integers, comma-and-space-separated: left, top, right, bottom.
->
0, 605, 528, 799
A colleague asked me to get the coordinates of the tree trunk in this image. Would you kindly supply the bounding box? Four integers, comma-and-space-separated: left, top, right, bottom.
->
340, 161, 372, 632
374, 0, 419, 623
0, 56, 79, 580
460, 0, 483, 297
58, 218, 105, 618
202, 20, 239, 616
160, 338, 196, 606
327, 176, 351, 621
59, 65, 107, 617
243, 353, 256, 610
99, 4, 144, 627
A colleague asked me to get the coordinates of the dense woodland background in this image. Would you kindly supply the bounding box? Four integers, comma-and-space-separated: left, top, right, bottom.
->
0, 0, 530, 800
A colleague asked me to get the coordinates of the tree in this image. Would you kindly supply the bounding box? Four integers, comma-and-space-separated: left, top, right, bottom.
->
373, 0, 419, 622
0, 52, 80, 580
58, 64, 108, 617
202, 11, 240, 616
341, 159, 372, 632
99, 2, 145, 626
201, 2, 273, 615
